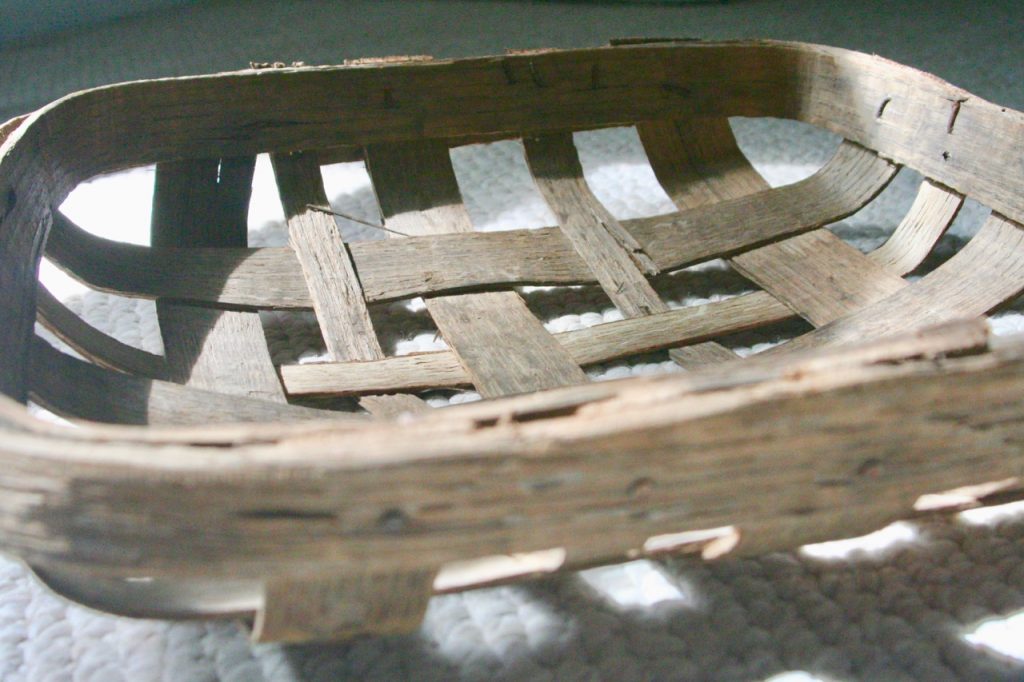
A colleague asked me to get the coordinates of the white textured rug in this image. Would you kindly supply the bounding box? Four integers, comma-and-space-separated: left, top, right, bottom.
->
13, 119, 1024, 680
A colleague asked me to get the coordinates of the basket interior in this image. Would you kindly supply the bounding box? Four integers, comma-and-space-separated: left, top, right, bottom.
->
2, 41, 1023, 429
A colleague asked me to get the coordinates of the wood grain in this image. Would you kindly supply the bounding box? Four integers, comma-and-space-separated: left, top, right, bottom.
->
639, 116, 762, 365
281, 292, 794, 396
42, 146, 895, 309
524, 132, 666, 317
34, 285, 167, 380
271, 149, 427, 416
5, 40, 1024, 404
766, 214, 1024, 355
28, 337, 349, 426
868, 179, 964, 274
366, 139, 588, 398
2, 41, 1024, 642
151, 158, 290, 410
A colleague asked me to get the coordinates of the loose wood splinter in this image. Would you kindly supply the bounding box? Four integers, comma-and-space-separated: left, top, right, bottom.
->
1, 40, 1023, 643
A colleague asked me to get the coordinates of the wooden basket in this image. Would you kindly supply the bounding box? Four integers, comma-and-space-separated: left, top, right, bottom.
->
2, 39, 1024, 643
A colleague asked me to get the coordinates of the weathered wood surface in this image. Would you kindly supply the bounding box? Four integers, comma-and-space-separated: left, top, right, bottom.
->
34, 285, 167, 379
271, 150, 385, 362
1, 41, 1023, 642
868, 179, 964, 273
640, 118, 903, 325
733, 230, 909, 327
151, 158, 293, 412
366, 139, 588, 398
271, 149, 427, 418
637, 117, 757, 365
4, 40, 1024, 406
10, 320, 1023, 584
42, 145, 896, 309
28, 337, 352, 425
263, 149, 429, 638
768, 214, 1024, 355
524, 132, 665, 317
281, 292, 792, 396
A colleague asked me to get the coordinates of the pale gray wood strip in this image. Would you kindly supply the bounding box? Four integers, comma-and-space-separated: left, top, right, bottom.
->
271, 150, 384, 361
764, 215, 1024, 356
284, 352, 469, 396
34, 285, 167, 380
523, 132, 667, 318
43, 147, 895, 309
365, 139, 588, 398
28, 337, 355, 426
151, 158, 289, 406
271, 149, 427, 415
868, 179, 964, 274
281, 291, 793, 396
640, 141, 898, 269
667, 342, 740, 369
14, 44, 1023, 222
637, 117, 769, 208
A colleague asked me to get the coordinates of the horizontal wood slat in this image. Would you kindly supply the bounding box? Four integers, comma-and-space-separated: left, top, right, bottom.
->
281, 292, 793, 396
43, 144, 896, 309
766, 214, 1024, 355
34, 285, 167, 380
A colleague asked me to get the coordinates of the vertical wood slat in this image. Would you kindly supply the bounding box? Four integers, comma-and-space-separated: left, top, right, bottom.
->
366, 139, 589, 398
635, 118, 758, 367
868, 179, 964, 274
257, 150, 429, 642
270, 150, 428, 418
523, 133, 667, 318
152, 157, 287, 404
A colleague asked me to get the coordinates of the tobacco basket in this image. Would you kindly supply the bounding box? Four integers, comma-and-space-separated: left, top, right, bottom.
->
2, 39, 1024, 642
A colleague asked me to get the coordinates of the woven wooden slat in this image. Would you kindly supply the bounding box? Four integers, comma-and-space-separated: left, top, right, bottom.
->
641, 117, 909, 336
281, 292, 793, 396
5, 41, 1024, 642
270, 149, 428, 417
523, 131, 745, 369
637, 117, 758, 365
365, 139, 589, 398
277, 162, 963, 398
34, 285, 167, 379
42, 146, 896, 309
279, 140, 904, 397
523, 132, 667, 317
868, 179, 964, 274
151, 158, 293, 415
732, 230, 909, 327
767, 214, 1024, 355
258, 139, 590, 642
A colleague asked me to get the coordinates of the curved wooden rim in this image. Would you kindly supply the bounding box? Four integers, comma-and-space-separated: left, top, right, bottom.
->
1, 42, 1024, 631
